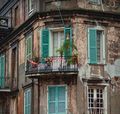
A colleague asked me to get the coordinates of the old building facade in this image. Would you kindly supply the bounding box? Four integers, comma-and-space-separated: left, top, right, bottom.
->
0, 0, 120, 114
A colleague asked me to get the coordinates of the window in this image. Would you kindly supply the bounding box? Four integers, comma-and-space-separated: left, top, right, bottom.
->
25, 33, 32, 62
24, 89, 31, 114
52, 31, 64, 56
88, 0, 101, 4
88, 87, 104, 114
88, 28, 105, 64
0, 55, 5, 88
41, 27, 72, 58
28, 0, 34, 14
48, 86, 67, 114
40, 27, 72, 70
25, 33, 32, 70
14, 6, 19, 26
11, 46, 17, 82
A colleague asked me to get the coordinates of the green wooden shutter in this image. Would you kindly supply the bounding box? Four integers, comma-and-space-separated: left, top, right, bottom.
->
0, 55, 5, 88
24, 89, 31, 114
57, 86, 66, 114
88, 28, 97, 64
41, 29, 49, 58
48, 87, 56, 114
28, 90, 31, 114
64, 27, 72, 58
26, 34, 32, 61
48, 86, 66, 114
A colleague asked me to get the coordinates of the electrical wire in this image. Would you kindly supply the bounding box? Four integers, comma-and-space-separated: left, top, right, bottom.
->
55, 1, 65, 26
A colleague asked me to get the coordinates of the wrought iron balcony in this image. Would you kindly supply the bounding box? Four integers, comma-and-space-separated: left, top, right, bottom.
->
25, 56, 78, 76
0, 77, 17, 92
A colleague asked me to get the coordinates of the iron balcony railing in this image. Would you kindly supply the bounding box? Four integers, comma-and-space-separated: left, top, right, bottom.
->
0, 77, 17, 91
88, 107, 104, 114
26, 56, 78, 75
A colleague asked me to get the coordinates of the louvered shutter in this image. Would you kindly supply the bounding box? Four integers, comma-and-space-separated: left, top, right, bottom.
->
64, 27, 72, 58
48, 86, 66, 114
24, 89, 31, 114
0, 55, 5, 88
41, 29, 49, 58
26, 34, 32, 61
88, 28, 97, 64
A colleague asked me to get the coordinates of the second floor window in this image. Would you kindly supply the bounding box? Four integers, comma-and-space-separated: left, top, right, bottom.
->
25, 33, 32, 62
88, 28, 105, 64
41, 27, 72, 58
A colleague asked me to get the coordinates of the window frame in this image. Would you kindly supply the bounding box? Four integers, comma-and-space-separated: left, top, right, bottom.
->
49, 28, 64, 57
47, 85, 67, 114
88, 27, 106, 64
87, 86, 107, 114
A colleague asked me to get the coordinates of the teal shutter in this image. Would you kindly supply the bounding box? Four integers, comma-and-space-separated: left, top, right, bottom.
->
57, 87, 66, 113
42, 29, 49, 58
0, 55, 5, 88
88, 28, 97, 64
26, 34, 32, 61
64, 27, 72, 58
48, 87, 56, 114
24, 89, 31, 114
48, 86, 66, 114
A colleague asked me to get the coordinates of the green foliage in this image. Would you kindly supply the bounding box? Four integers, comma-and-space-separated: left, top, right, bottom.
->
56, 39, 78, 65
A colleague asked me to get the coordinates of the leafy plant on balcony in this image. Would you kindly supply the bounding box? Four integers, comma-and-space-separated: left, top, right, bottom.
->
45, 57, 52, 66
32, 49, 39, 63
56, 39, 78, 66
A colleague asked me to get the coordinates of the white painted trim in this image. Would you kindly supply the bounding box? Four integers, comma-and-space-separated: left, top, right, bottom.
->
104, 86, 107, 114
47, 85, 67, 114
49, 27, 64, 31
